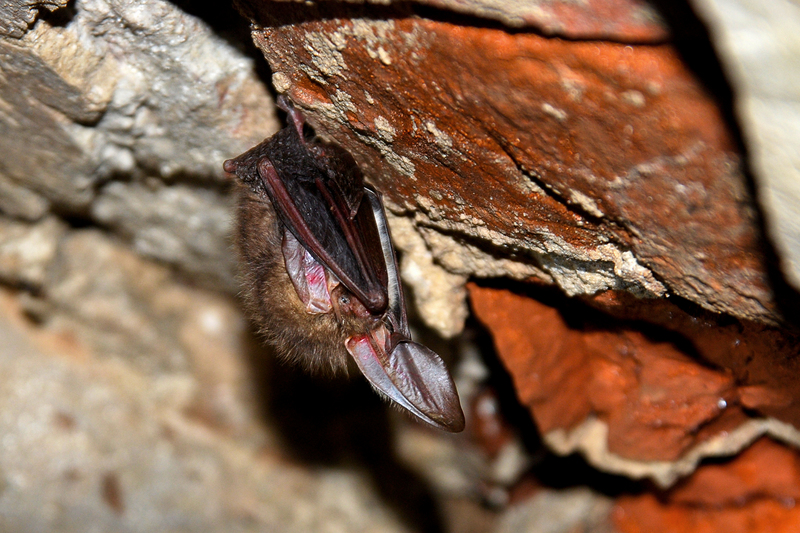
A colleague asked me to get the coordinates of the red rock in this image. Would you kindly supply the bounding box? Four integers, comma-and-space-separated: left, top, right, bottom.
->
614, 438, 800, 533
238, 2, 777, 324
614, 494, 800, 533
669, 438, 800, 506
235, 0, 800, 488
468, 284, 742, 461
580, 291, 800, 427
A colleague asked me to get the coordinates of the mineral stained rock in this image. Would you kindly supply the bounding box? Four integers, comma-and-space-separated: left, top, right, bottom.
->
469, 284, 800, 481
613, 438, 800, 533
236, 0, 800, 490
0, 0, 275, 290
240, 2, 776, 328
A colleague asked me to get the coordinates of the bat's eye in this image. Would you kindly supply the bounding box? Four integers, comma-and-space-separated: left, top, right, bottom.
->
331, 286, 371, 319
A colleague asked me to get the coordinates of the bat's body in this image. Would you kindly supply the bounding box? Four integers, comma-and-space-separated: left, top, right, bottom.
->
224, 98, 464, 432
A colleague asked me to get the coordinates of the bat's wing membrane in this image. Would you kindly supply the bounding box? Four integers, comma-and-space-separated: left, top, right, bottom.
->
258, 154, 388, 314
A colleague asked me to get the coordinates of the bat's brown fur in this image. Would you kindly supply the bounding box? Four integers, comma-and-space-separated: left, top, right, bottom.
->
235, 184, 380, 374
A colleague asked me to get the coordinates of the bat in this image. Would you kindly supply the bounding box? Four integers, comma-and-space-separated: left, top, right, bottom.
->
223, 97, 465, 432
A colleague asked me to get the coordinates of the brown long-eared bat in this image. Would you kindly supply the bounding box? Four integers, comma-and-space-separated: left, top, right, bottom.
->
223, 97, 465, 432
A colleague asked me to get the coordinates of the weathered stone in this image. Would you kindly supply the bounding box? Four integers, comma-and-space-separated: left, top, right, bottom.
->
469, 284, 800, 486
42, 229, 195, 373
581, 291, 800, 427
0, 172, 50, 221
0, 215, 64, 289
3, 0, 800, 531
495, 487, 613, 533
689, 0, 800, 293
0, 0, 69, 38
242, 4, 776, 326
0, 288, 411, 533
613, 438, 800, 533
91, 181, 237, 292
251, 0, 668, 41
0, 0, 275, 215
0, 25, 105, 210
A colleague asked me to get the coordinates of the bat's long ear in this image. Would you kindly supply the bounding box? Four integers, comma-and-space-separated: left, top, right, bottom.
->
364, 189, 408, 335
353, 190, 465, 432
346, 332, 465, 432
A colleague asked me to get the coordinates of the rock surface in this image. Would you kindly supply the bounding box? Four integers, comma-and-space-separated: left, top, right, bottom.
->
3, 0, 800, 531
242, 1, 775, 328
0, 258, 412, 533
0, 0, 274, 289
689, 0, 800, 293
469, 283, 800, 486
613, 438, 800, 533
0, 1, 443, 531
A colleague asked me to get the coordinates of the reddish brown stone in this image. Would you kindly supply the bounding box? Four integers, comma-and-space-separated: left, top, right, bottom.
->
468, 283, 745, 461
669, 438, 800, 506
580, 291, 800, 427
469, 283, 800, 463
614, 438, 800, 533
614, 494, 800, 533
239, 2, 776, 324
235, 0, 800, 490
419, 0, 669, 41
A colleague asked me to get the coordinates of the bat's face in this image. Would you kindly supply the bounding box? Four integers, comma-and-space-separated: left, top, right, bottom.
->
224, 97, 465, 432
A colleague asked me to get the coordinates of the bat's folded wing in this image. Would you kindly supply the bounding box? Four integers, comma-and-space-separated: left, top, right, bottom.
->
257, 157, 388, 314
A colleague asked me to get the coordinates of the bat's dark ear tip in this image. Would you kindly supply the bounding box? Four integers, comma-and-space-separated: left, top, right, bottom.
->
430, 398, 466, 432
276, 95, 292, 113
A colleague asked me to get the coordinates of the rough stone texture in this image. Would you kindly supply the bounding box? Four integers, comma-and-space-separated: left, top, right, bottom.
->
242, 2, 776, 328
495, 488, 613, 533
0, 216, 65, 288
613, 437, 800, 533
469, 283, 800, 486
0, 0, 274, 289
0, 1, 448, 531
689, 0, 800, 292
0, 0, 69, 38
3, 0, 800, 531
260, 0, 669, 40
91, 181, 238, 291
0, 274, 412, 533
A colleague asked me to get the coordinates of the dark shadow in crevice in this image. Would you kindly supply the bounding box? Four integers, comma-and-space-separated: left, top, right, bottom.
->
650, 0, 800, 330
470, 277, 744, 374
463, 301, 647, 499
38, 1, 77, 28
464, 315, 543, 454
533, 452, 647, 498
648, 0, 745, 152
244, 338, 449, 533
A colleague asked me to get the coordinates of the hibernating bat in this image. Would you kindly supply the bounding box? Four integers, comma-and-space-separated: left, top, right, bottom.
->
223, 97, 465, 432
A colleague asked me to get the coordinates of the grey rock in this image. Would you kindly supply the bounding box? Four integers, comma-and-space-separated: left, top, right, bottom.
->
0, 0, 275, 212
0, 287, 411, 533
92, 180, 237, 291
0, 172, 50, 221
0, 0, 69, 38
494, 487, 613, 533
41, 228, 214, 375
0, 215, 64, 289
